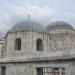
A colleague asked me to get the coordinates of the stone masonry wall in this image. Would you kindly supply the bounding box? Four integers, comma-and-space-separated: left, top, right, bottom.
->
6, 31, 49, 57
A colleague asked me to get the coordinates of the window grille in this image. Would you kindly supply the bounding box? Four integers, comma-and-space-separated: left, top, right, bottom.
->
37, 67, 65, 75
1, 66, 6, 75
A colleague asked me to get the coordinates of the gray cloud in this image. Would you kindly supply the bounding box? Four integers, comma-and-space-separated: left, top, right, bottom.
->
64, 12, 75, 28
65, 12, 75, 19
0, 4, 56, 37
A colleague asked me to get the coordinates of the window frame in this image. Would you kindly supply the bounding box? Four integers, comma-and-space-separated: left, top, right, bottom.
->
15, 38, 21, 51
36, 39, 43, 51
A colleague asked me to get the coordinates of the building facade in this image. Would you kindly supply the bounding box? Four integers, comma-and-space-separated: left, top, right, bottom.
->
0, 20, 75, 75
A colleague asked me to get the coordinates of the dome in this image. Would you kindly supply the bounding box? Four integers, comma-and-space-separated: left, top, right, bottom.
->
9, 20, 45, 32
46, 21, 73, 30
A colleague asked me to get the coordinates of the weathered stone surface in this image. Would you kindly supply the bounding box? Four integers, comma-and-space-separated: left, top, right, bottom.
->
0, 21, 75, 75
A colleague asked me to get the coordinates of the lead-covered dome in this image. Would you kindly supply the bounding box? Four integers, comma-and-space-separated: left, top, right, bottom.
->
46, 21, 73, 31
9, 20, 45, 32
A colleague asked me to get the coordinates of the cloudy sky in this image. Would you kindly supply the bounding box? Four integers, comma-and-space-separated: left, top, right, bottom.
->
0, 0, 75, 36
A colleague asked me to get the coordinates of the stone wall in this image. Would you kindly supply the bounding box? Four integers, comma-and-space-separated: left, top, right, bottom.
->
0, 38, 5, 58
6, 31, 49, 57
48, 28, 75, 53
2, 61, 70, 75
5, 28, 75, 57
6, 63, 33, 75
48, 28, 75, 34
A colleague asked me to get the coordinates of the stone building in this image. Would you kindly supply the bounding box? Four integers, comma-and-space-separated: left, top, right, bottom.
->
0, 19, 75, 75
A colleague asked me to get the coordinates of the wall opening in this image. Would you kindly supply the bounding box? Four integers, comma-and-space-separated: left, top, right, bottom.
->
15, 38, 21, 50
36, 39, 43, 51
1, 66, 6, 75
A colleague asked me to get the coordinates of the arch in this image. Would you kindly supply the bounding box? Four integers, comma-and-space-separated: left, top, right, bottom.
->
15, 38, 21, 50
36, 39, 43, 51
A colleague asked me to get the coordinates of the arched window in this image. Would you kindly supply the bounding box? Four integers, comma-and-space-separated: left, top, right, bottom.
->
15, 38, 21, 50
36, 39, 43, 51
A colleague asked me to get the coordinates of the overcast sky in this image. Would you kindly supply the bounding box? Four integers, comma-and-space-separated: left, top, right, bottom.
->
0, 0, 75, 36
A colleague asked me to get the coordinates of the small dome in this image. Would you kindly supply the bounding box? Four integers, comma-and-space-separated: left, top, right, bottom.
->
9, 20, 45, 32
46, 21, 73, 31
